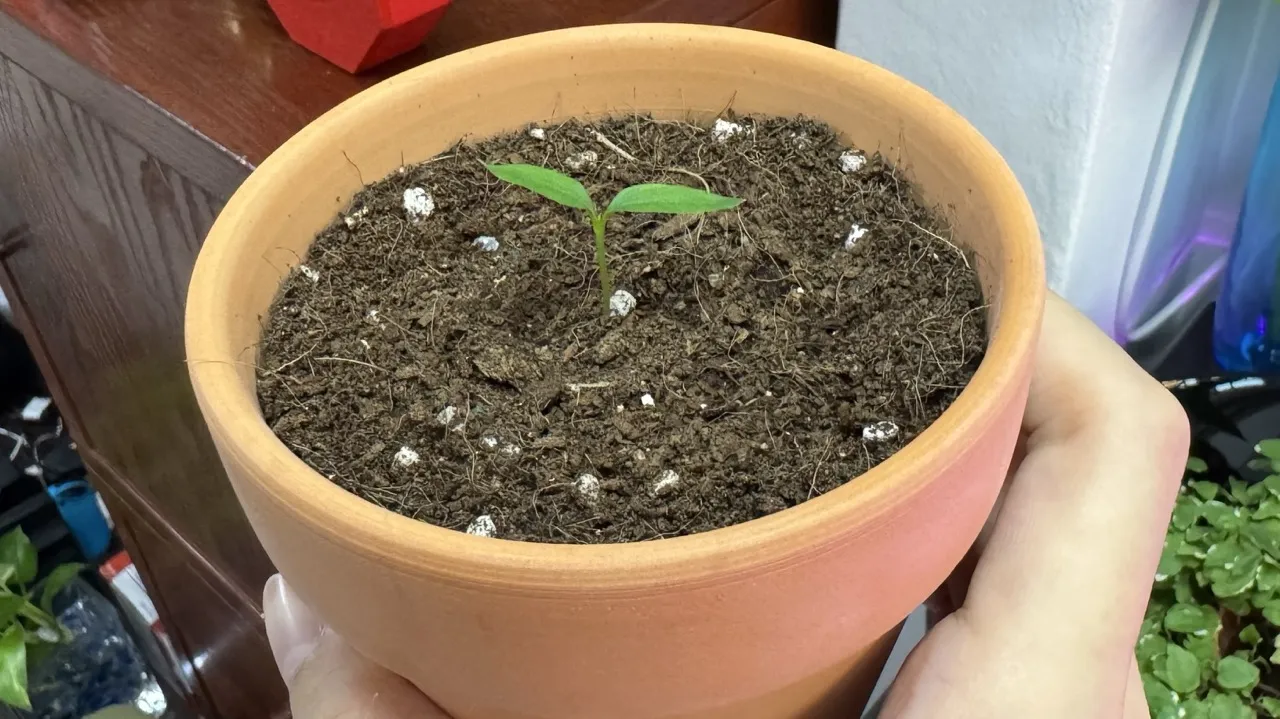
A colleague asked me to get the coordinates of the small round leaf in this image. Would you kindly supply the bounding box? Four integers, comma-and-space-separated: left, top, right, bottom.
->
1163, 644, 1201, 693
1215, 655, 1260, 692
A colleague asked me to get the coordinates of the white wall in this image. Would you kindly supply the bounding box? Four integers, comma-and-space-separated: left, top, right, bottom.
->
837, 0, 1198, 333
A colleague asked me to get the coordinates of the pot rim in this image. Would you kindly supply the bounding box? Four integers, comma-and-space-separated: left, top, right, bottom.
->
186, 23, 1044, 592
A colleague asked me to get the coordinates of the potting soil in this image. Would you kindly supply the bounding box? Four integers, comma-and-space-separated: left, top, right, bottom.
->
256, 115, 986, 543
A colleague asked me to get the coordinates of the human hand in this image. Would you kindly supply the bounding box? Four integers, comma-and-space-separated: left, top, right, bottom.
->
878, 293, 1189, 718
264, 293, 1189, 719
264, 574, 448, 718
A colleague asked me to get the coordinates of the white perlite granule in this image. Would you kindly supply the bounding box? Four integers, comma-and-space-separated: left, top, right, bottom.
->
466, 515, 497, 537
640, 393, 655, 407
472, 235, 500, 252
297, 264, 320, 283
575, 473, 600, 502
862, 421, 900, 442
528, 127, 547, 140
652, 469, 681, 496
392, 446, 420, 467
844, 224, 869, 250
565, 150, 598, 170
609, 289, 637, 318
711, 119, 745, 141
403, 187, 435, 221
839, 151, 867, 173
481, 436, 499, 449
436, 406, 458, 426
343, 206, 369, 228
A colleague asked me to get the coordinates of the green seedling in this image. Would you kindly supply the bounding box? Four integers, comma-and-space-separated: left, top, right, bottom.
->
1137, 441, 1280, 718
486, 163, 742, 316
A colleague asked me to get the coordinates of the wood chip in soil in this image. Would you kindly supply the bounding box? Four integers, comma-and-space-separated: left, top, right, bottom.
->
256, 115, 987, 544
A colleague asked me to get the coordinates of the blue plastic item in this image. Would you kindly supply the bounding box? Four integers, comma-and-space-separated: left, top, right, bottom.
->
1215, 74, 1280, 371
47, 480, 111, 561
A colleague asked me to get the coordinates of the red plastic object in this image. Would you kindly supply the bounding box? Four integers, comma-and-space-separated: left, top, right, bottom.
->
267, 0, 452, 73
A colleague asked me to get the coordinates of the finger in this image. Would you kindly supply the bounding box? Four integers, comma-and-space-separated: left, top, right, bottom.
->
264, 574, 323, 685
1123, 657, 1149, 719
956, 294, 1188, 705
264, 575, 450, 718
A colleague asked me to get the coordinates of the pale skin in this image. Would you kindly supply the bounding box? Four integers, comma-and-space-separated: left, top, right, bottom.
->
264, 293, 1190, 719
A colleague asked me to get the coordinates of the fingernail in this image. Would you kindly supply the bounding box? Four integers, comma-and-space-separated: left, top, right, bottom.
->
263, 574, 323, 684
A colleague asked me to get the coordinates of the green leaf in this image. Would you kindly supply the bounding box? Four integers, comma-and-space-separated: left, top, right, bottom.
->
1189, 457, 1211, 475
38, 564, 81, 616
1175, 572, 1198, 604
1202, 502, 1243, 531
1190, 478, 1218, 499
1240, 624, 1262, 646
0, 597, 23, 630
1166, 603, 1220, 634
1175, 500, 1203, 530
1257, 498, 1280, 521
1250, 457, 1275, 472
486, 164, 595, 212
1143, 674, 1178, 716
1208, 691, 1251, 719
1243, 519, 1280, 560
1183, 633, 1221, 667
1250, 483, 1270, 505
1184, 698, 1211, 719
605, 184, 742, 215
1165, 643, 1202, 693
1210, 549, 1261, 598
1265, 475, 1280, 500
1258, 439, 1280, 461
1259, 696, 1280, 718
0, 625, 28, 709
1188, 525, 1213, 543
0, 530, 35, 587
1158, 551, 1186, 580
1216, 655, 1260, 691
1137, 633, 1169, 668
1263, 600, 1280, 625
1260, 562, 1280, 594
1206, 541, 1244, 570
1232, 477, 1253, 504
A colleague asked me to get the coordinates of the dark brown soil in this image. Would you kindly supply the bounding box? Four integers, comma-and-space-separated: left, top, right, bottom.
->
256, 115, 986, 544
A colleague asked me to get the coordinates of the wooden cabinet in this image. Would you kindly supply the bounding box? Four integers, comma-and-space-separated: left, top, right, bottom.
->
0, 0, 838, 715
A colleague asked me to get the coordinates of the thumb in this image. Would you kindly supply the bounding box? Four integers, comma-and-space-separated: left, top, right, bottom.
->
264, 574, 450, 718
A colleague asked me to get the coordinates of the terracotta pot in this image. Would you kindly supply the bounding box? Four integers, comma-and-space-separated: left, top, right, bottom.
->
186, 24, 1045, 719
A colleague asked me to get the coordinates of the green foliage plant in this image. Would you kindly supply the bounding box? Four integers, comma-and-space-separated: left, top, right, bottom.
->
0, 527, 82, 710
1139, 440, 1280, 718
486, 163, 742, 317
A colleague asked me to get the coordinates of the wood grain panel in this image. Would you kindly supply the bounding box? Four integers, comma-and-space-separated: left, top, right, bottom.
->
0, 0, 836, 168
0, 57, 276, 597
0, 12, 250, 197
